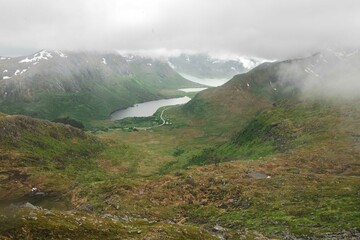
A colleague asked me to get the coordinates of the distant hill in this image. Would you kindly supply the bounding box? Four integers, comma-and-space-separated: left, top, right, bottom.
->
182, 49, 360, 133
168, 53, 267, 79
0, 50, 200, 125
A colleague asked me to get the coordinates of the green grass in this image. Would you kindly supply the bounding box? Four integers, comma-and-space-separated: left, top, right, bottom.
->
1, 95, 360, 239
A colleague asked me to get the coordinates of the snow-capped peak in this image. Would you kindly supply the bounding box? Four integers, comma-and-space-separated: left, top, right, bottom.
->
19, 50, 53, 63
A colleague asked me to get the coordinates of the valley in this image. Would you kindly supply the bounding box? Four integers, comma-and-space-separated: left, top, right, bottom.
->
0, 49, 359, 239
0, 50, 203, 127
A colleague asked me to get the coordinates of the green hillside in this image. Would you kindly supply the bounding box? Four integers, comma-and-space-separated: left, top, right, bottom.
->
0, 50, 359, 239
0, 113, 217, 239
0, 51, 201, 127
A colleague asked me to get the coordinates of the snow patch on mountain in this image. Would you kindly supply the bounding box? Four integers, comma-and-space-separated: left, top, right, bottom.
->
167, 61, 175, 69
102, 58, 107, 65
55, 50, 67, 58
304, 67, 319, 77
19, 50, 53, 63
126, 57, 133, 63
237, 56, 267, 70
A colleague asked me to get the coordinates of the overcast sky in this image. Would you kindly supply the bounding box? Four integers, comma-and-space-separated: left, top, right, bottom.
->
0, 0, 359, 59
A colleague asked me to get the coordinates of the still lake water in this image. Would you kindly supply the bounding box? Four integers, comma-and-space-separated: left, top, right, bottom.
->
110, 96, 191, 120
178, 72, 229, 87
110, 74, 221, 121
178, 87, 208, 92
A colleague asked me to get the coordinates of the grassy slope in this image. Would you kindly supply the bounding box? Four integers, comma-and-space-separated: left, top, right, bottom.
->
0, 113, 104, 207
1, 95, 359, 238
179, 63, 290, 140
0, 113, 217, 239
1, 60, 359, 238
79, 98, 360, 238
170, 98, 360, 235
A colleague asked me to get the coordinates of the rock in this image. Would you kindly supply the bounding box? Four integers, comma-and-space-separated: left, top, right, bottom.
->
28, 216, 38, 221
79, 203, 94, 211
120, 216, 130, 222
241, 199, 250, 208
21, 202, 41, 210
101, 214, 118, 220
29, 211, 37, 216
213, 224, 225, 232
44, 211, 55, 216
249, 172, 269, 179
34, 192, 46, 196
200, 199, 208, 205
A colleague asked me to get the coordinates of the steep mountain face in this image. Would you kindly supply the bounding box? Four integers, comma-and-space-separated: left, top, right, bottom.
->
183, 49, 360, 133
168, 53, 267, 79
0, 50, 199, 124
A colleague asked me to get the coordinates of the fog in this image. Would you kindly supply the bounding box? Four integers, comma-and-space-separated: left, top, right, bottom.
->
1, 0, 360, 59
277, 50, 360, 99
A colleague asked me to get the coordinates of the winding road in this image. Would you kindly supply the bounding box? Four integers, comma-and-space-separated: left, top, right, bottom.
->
133, 107, 171, 130
158, 107, 168, 127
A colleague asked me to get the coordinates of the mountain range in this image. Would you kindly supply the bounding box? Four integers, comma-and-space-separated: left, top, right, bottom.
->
0, 50, 200, 125
0, 50, 269, 126
0, 49, 359, 239
168, 53, 267, 79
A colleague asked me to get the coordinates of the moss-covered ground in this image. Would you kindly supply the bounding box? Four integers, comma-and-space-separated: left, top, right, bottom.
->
1, 97, 359, 239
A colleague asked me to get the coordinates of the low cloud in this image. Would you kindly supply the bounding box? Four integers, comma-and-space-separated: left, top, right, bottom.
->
0, 0, 360, 59
277, 50, 360, 99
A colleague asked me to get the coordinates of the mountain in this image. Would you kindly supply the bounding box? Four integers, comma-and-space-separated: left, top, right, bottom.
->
168, 53, 268, 79
182, 49, 360, 134
0, 50, 200, 125
1, 49, 359, 239
163, 49, 360, 237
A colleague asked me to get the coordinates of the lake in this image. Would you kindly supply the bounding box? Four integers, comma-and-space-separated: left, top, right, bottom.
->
110, 96, 191, 120
178, 87, 208, 92
178, 72, 229, 87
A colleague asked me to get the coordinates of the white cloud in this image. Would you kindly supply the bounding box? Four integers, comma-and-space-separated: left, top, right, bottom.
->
0, 0, 360, 59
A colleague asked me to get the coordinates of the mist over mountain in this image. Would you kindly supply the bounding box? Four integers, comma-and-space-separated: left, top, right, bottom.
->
1, 1, 360, 239
0, 50, 199, 124
277, 49, 360, 99
183, 48, 360, 134
168, 53, 267, 79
